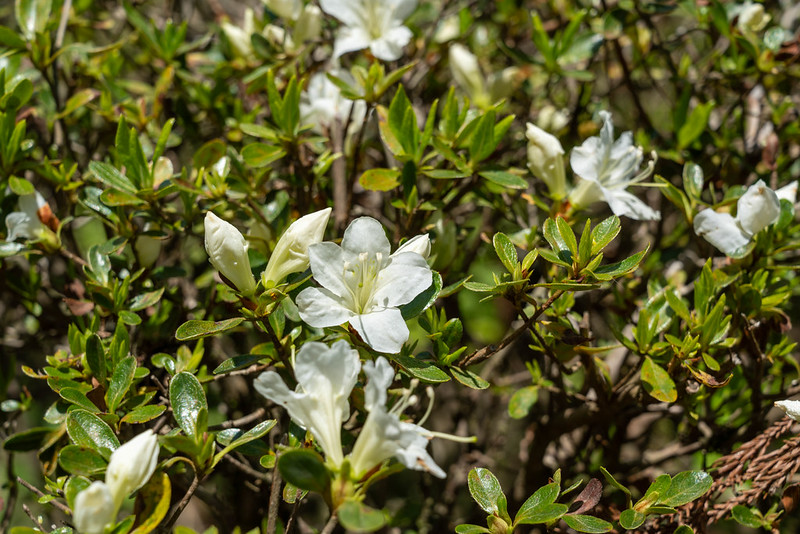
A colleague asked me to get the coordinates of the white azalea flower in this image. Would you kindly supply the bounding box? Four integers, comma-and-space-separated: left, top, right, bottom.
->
220, 8, 256, 58
73, 481, 116, 534
204, 212, 257, 295
569, 111, 660, 221
693, 179, 781, 257
737, 2, 770, 33
105, 429, 160, 508
775, 400, 800, 421
5, 191, 47, 241
300, 71, 367, 133
526, 122, 567, 200
319, 0, 417, 61
295, 217, 433, 353
349, 358, 446, 478
254, 340, 360, 466
776, 180, 798, 204
395, 234, 430, 259
261, 207, 332, 287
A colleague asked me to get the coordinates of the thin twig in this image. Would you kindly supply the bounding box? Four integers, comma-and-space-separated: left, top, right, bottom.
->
60, 247, 89, 267
23, 504, 49, 532
266, 458, 283, 534
208, 408, 268, 430
211, 363, 269, 382
17, 477, 72, 515
160, 471, 202, 532
320, 512, 338, 534
458, 289, 565, 367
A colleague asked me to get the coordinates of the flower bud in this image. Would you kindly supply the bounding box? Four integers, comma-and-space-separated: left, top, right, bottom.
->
776, 400, 800, 421
294, 5, 322, 44
395, 234, 431, 259
737, 179, 780, 236
449, 44, 487, 108
73, 481, 116, 534
204, 212, 257, 295
526, 122, 567, 199
105, 430, 160, 507
221, 9, 255, 58
263, 0, 301, 20
261, 207, 332, 286
738, 3, 770, 33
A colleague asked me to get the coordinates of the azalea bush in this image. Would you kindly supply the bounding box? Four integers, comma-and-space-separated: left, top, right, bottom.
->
2, 0, 800, 533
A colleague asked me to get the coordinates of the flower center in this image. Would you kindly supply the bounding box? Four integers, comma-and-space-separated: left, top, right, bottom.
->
342, 251, 384, 313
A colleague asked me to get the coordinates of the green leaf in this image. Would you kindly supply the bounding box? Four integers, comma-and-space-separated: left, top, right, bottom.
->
731, 505, 762, 528
120, 405, 167, 425
359, 168, 401, 192
130, 472, 171, 534
658, 471, 712, 507
85, 334, 106, 384
515, 503, 568, 525
467, 467, 505, 515
0, 25, 27, 48
59, 388, 100, 412
55, 88, 99, 119
89, 161, 137, 195
455, 525, 490, 534
105, 355, 136, 414
592, 247, 648, 280
241, 143, 285, 168
562, 514, 613, 533
8, 176, 35, 195
640, 357, 677, 403
508, 386, 538, 419
3, 427, 56, 452
677, 101, 714, 149
66, 410, 120, 459
516, 482, 561, 524
175, 318, 245, 341
213, 354, 266, 375
64, 476, 91, 510
682, 162, 704, 199
277, 449, 330, 494
674, 527, 694, 534
590, 216, 620, 256
58, 445, 107, 476
478, 170, 527, 189
555, 217, 578, 258
493, 232, 518, 273
129, 287, 165, 312
450, 367, 489, 389
169, 372, 208, 441
394, 354, 450, 383
618, 509, 646, 530
337, 500, 386, 533
399, 271, 441, 320
15, 0, 52, 40
469, 111, 498, 163
212, 419, 277, 467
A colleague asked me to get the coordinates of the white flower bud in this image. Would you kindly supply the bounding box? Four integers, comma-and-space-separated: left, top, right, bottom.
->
73, 481, 116, 534
776, 400, 800, 422
221, 9, 256, 58
394, 234, 431, 259
105, 430, 160, 507
526, 122, 567, 200
737, 179, 780, 236
738, 3, 770, 33
294, 5, 322, 44
263, 0, 301, 20
152, 157, 173, 189
449, 44, 487, 108
204, 212, 257, 295
261, 207, 332, 286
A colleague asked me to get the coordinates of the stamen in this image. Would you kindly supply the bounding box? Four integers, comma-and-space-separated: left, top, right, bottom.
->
426, 430, 477, 443
417, 386, 435, 426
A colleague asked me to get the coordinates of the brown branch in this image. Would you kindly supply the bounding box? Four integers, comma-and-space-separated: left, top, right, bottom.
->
17, 476, 72, 516
208, 408, 268, 430
266, 457, 283, 534
160, 470, 202, 532
320, 512, 338, 534
458, 289, 565, 368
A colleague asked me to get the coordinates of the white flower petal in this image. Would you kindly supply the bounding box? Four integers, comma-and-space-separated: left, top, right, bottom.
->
775, 400, 800, 422
737, 179, 780, 235
776, 181, 798, 204
106, 430, 160, 506
371, 252, 432, 308
693, 209, 751, 256
332, 26, 372, 58
318, 0, 362, 26
351, 308, 409, 353
388, 0, 417, 21
204, 213, 257, 294
601, 188, 661, 221
307, 242, 351, 297
294, 340, 360, 412
363, 357, 394, 411
393, 234, 431, 259
73, 481, 116, 534
341, 217, 392, 258
569, 137, 604, 183
296, 286, 354, 327
371, 26, 413, 61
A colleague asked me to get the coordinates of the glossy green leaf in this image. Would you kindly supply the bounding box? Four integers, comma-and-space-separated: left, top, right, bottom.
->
129, 287, 165, 312
169, 372, 208, 441
682, 162, 704, 199
277, 449, 330, 493
213, 354, 266, 375
394, 354, 450, 383
562, 514, 613, 533
618, 509, 646, 530
212, 419, 277, 467
400, 271, 442, 320
120, 405, 167, 425
493, 232, 518, 273
241, 143, 285, 168
337, 500, 386, 532
85, 334, 106, 384
590, 216, 620, 256
508, 386, 538, 419
641, 357, 677, 403
451, 367, 489, 389
59, 388, 100, 412
89, 161, 137, 195
175, 318, 245, 341
3, 427, 57, 452
58, 445, 107, 476
658, 471, 712, 507
66, 410, 120, 459
467, 467, 505, 515
515, 503, 568, 525
454, 525, 490, 534
106, 355, 136, 414
478, 170, 527, 189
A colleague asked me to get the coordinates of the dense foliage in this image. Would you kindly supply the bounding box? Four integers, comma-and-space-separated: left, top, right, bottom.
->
1, 0, 800, 532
